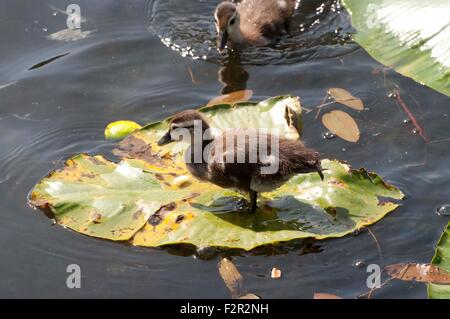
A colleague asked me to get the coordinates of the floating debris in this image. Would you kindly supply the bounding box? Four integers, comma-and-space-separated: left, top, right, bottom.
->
322, 110, 360, 143
105, 120, 142, 140
353, 260, 366, 268
327, 88, 364, 110
271, 267, 282, 279
385, 263, 450, 284
436, 205, 450, 216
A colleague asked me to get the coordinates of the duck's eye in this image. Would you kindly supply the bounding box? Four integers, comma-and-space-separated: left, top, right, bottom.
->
229, 17, 236, 25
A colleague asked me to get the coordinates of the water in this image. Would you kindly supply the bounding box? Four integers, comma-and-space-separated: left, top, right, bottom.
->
0, 0, 449, 298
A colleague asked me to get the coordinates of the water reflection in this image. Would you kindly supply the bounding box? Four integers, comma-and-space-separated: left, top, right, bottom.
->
218, 50, 249, 94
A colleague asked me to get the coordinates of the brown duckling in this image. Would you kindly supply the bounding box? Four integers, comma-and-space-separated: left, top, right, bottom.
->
214, 0, 298, 50
158, 109, 323, 213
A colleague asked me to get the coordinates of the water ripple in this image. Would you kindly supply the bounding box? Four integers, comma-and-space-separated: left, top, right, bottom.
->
146, 0, 358, 65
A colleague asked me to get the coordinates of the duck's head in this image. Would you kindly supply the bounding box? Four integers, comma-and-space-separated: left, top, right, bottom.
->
214, 2, 240, 51
158, 110, 211, 146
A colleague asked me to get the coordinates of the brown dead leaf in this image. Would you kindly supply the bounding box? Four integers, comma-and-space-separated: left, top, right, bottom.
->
322, 110, 360, 143
328, 88, 364, 110
207, 89, 253, 106
385, 263, 450, 284
271, 267, 282, 279
218, 258, 244, 298
314, 293, 343, 299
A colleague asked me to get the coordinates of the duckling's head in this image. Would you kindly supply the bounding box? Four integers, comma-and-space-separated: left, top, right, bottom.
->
158, 110, 211, 146
214, 2, 240, 51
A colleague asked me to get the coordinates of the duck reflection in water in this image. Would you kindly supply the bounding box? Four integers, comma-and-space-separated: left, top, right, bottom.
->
218, 50, 249, 94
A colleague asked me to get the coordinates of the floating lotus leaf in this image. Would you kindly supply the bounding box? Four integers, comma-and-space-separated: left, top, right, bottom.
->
428, 222, 450, 298
343, 0, 450, 97
29, 96, 404, 250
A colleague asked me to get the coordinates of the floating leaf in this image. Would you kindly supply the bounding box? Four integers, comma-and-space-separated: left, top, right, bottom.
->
314, 293, 343, 299
105, 120, 142, 140
218, 258, 244, 299
342, 0, 450, 97
218, 258, 260, 299
322, 110, 360, 142
328, 88, 364, 110
429, 222, 450, 298
30, 96, 403, 250
385, 263, 450, 284
207, 89, 253, 106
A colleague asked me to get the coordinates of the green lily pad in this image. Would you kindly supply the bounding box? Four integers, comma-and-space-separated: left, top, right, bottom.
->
29, 96, 404, 250
428, 222, 450, 298
343, 0, 450, 97
29, 154, 191, 241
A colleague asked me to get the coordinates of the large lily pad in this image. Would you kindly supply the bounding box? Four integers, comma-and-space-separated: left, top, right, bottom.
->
29, 96, 404, 250
29, 154, 191, 241
428, 222, 450, 298
343, 0, 450, 97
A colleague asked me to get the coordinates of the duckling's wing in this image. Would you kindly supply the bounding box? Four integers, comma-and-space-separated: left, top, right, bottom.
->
207, 130, 261, 190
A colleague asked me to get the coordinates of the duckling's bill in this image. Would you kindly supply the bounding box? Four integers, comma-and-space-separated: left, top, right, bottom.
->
157, 131, 173, 146
218, 30, 228, 51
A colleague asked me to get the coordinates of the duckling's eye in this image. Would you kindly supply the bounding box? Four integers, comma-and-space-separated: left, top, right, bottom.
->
229, 17, 236, 25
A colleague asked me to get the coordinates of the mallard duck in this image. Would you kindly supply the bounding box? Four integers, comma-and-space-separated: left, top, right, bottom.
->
158, 109, 323, 213
214, 0, 298, 50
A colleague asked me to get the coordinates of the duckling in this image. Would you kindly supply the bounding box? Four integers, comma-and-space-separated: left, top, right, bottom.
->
214, 0, 298, 50
158, 109, 324, 213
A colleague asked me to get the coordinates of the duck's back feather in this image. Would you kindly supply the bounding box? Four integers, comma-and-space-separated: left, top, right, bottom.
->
238, 0, 297, 44
189, 129, 321, 193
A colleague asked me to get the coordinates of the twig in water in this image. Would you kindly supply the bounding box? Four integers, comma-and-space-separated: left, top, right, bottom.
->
393, 87, 428, 143
302, 106, 312, 114
365, 227, 383, 299
314, 94, 336, 120
187, 67, 196, 85
367, 228, 383, 264
429, 137, 450, 144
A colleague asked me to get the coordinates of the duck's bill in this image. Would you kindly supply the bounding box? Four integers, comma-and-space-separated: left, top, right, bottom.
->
218, 30, 228, 51
157, 131, 172, 146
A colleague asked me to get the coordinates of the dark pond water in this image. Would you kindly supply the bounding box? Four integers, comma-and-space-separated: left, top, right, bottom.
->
0, 0, 449, 298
